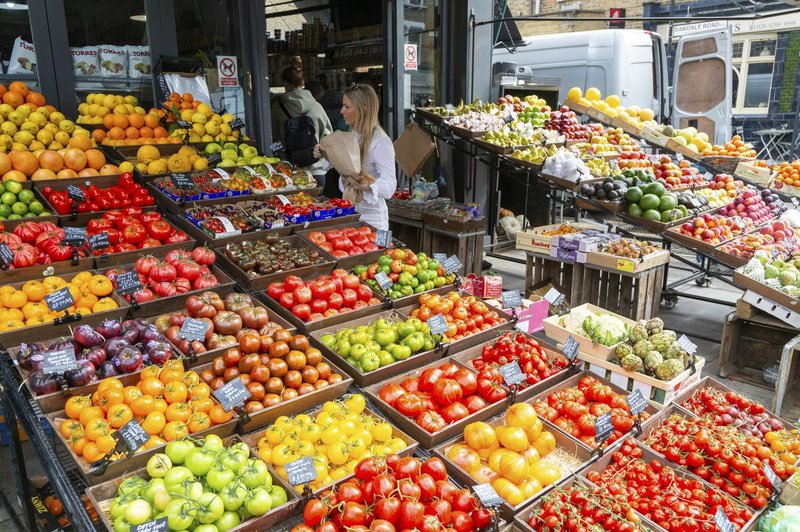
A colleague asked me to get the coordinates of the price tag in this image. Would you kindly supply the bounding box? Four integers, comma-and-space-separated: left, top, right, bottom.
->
172, 173, 194, 189
67, 185, 85, 202
269, 141, 284, 155
472, 483, 503, 507
543, 288, 565, 306
433, 253, 447, 261
44, 286, 74, 312
499, 361, 525, 386
113, 419, 151, 454
285, 456, 317, 486
275, 195, 290, 205
0, 242, 13, 267
563, 336, 579, 361
63, 226, 86, 245
676, 152, 684, 161
179, 318, 209, 342
676, 334, 698, 355
715, 508, 735, 532
375, 271, 393, 290
131, 517, 168, 532
501, 290, 522, 309
375, 230, 392, 248
115, 270, 143, 295
595, 412, 613, 443
207, 152, 222, 166
443, 255, 462, 274
792, 197, 799, 208
503, 114, 513, 124
41, 347, 78, 375
764, 462, 783, 490
427, 314, 448, 335
177, 120, 191, 128
212, 377, 251, 412
626, 389, 647, 415
229, 118, 245, 130
690, 198, 701, 208
88, 232, 110, 250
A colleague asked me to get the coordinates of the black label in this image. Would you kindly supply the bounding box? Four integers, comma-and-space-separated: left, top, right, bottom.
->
715, 508, 735, 532
499, 361, 525, 386
285, 456, 317, 486
131, 517, 168, 532
595, 412, 613, 443
563, 336, 579, 361
433, 253, 447, 261
269, 141, 284, 155
427, 314, 448, 335
88, 232, 110, 250
212, 377, 250, 412
501, 290, 522, 309
41, 347, 78, 375
764, 462, 782, 490
179, 318, 209, 342
172, 173, 194, 190
67, 185, 85, 203
626, 389, 647, 415
63, 226, 86, 245
113, 419, 151, 455
207, 152, 222, 166
503, 114, 514, 123
443, 255, 462, 274
115, 270, 143, 295
229, 118, 245, 130
472, 483, 503, 507
0, 242, 13, 266
375, 271, 393, 290
177, 120, 191, 128
375, 230, 392, 248
44, 287, 74, 312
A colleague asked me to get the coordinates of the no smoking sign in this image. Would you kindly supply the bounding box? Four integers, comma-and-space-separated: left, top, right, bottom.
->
404, 43, 417, 71
217, 55, 239, 87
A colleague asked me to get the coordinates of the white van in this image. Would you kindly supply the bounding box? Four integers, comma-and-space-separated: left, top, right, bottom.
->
493, 28, 732, 144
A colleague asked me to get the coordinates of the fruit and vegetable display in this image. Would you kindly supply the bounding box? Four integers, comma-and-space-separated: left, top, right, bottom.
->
446, 404, 581, 505
104, 246, 219, 304
510, 144, 563, 165
652, 155, 706, 189
0, 272, 118, 330
542, 151, 592, 182
625, 182, 699, 223
704, 134, 757, 158
354, 248, 456, 300
739, 253, 800, 298
446, 110, 507, 133
578, 177, 628, 202
644, 412, 793, 509
566, 86, 657, 130
718, 188, 785, 226
612, 317, 694, 380
616, 150, 652, 169
304, 226, 383, 258
58, 361, 234, 463
585, 438, 755, 530
582, 156, 614, 177
572, 140, 620, 160
463, 332, 569, 389
255, 394, 408, 490
203, 141, 274, 168
596, 238, 660, 259
0, 220, 90, 268
152, 291, 283, 356
377, 361, 508, 432
132, 145, 208, 176
557, 306, 630, 347
102, 436, 286, 531
223, 233, 327, 277
40, 173, 154, 215
532, 375, 648, 448
0, 180, 51, 220
775, 160, 800, 189
267, 269, 383, 323
544, 106, 593, 141
497, 94, 550, 125
296, 454, 496, 531
718, 220, 799, 263
480, 123, 557, 148
201, 327, 345, 413
408, 292, 507, 341
82, 210, 189, 255
187, 205, 261, 236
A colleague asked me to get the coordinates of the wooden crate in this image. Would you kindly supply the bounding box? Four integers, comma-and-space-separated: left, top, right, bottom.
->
576, 261, 665, 321
524, 251, 584, 306
421, 221, 485, 275
388, 215, 424, 250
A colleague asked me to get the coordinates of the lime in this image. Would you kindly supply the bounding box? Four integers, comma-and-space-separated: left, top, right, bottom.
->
0, 204, 11, 218
17, 189, 34, 204
4, 180, 21, 195
643, 209, 662, 221
11, 202, 27, 215
0, 183, 6, 194
28, 200, 44, 215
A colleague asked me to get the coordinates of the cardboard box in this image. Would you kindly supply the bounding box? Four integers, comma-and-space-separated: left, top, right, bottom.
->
515, 222, 607, 253
393, 121, 435, 177
586, 249, 671, 274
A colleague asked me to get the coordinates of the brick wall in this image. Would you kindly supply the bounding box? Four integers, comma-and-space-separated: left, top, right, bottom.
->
506, 0, 649, 37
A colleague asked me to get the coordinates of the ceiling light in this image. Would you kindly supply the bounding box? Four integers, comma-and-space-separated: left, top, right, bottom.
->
130, 14, 146, 22
0, 2, 29, 10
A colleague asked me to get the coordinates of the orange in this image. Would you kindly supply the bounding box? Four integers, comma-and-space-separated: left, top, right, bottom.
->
56, 169, 78, 179
165, 402, 192, 423
107, 403, 133, 429
68, 135, 92, 152
162, 421, 188, 441
0, 153, 10, 176
139, 377, 164, 397
125, 126, 140, 139
30, 169, 57, 181
102, 114, 115, 129
37, 151, 63, 172
21, 280, 46, 301
9, 81, 29, 98
9, 151, 38, 176
63, 148, 87, 171
141, 411, 166, 435
97, 378, 123, 393
91, 129, 106, 143
153, 126, 167, 138
78, 405, 104, 427
130, 394, 156, 417
144, 113, 159, 129
128, 114, 144, 129
65, 396, 92, 420
78, 168, 100, 177
168, 92, 181, 102
112, 114, 129, 129
2, 91, 22, 108
26, 92, 45, 107
0, 84, 5, 97
138, 126, 153, 139
182, 93, 194, 103
107, 126, 125, 140
209, 404, 233, 424
187, 412, 211, 433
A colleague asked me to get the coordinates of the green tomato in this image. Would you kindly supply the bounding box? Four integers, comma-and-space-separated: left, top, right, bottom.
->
195, 492, 225, 524
145, 453, 172, 479
163, 465, 194, 493
378, 350, 395, 367
335, 339, 351, 357
396, 322, 415, 339
390, 290, 402, 299
374, 318, 390, 330
416, 269, 430, 283
348, 331, 369, 345
423, 338, 435, 351
266, 485, 288, 507
112, 516, 131, 532
142, 479, 166, 502
374, 328, 397, 347
353, 264, 368, 274
165, 440, 193, 465
428, 259, 440, 269
407, 317, 423, 331
360, 351, 380, 372
349, 344, 367, 361
165, 499, 195, 530
391, 344, 412, 361
377, 255, 392, 266
184, 448, 216, 477
409, 277, 419, 288
218, 449, 248, 474
245, 487, 273, 516
320, 334, 337, 348
110, 494, 137, 520
153, 490, 172, 512
206, 464, 235, 492
365, 339, 381, 353
425, 280, 435, 290
215, 511, 242, 531
418, 259, 429, 270
402, 332, 425, 353
193, 525, 220, 532
123, 499, 152, 526
413, 284, 426, 294
433, 276, 446, 287
117, 476, 147, 498
218, 482, 248, 511
400, 285, 414, 296
203, 434, 224, 452
241, 459, 269, 489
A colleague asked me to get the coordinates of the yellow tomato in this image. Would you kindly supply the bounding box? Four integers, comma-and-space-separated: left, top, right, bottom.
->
521, 446, 541, 469
299, 423, 322, 443
315, 411, 333, 426
322, 400, 343, 415
355, 429, 373, 447
343, 394, 365, 414
271, 445, 299, 467
371, 443, 390, 457
313, 460, 329, 480
258, 447, 273, 465
464, 421, 497, 451
529, 461, 561, 487
264, 425, 283, 446
349, 437, 368, 459
330, 466, 349, 481
532, 431, 556, 457
449, 443, 482, 473
296, 440, 315, 456
92, 297, 118, 312
497, 425, 529, 452
337, 418, 357, 436
525, 418, 544, 443
389, 437, 407, 453
477, 440, 500, 460
321, 425, 344, 445
506, 403, 538, 429
370, 422, 392, 442
499, 451, 529, 484
519, 478, 543, 499
492, 478, 525, 506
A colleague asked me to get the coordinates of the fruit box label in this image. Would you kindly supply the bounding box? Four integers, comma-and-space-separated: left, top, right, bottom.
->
286, 456, 317, 485
212, 377, 250, 412
499, 361, 525, 386
172, 173, 194, 189
207, 152, 222, 166
443, 255, 462, 274
67, 185, 85, 202
44, 287, 74, 312
563, 336, 580, 361
427, 314, 448, 335
42, 347, 78, 375
501, 290, 522, 309
88, 232, 110, 250
229, 118, 245, 130
115, 270, 143, 295
640, 128, 668, 147
615, 258, 636, 273
473, 483, 503, 507
544, 288, 565, 306
113, 419, 150, 454
715, 508, 734, 532
0, 242, 13, 266
178, 318, 209, 342
626, 389, 647, 415
63, 226, 86, 245
676, 335, 697, 355
375, 271, 393, 290
375, 230, 392, 248
595, 412, 613, 442
131, 517, 168, 532
764, 463, 782, 490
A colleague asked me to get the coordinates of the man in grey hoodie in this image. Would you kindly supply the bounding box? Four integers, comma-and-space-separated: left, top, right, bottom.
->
271, 62, 333, 186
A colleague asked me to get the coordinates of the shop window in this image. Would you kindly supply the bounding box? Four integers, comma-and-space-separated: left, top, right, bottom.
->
732, 35, 775, 115
0, 1, 39, 88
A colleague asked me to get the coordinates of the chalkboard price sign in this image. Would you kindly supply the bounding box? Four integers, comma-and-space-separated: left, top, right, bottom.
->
563, 336, 579, 361
115, 270, 143, 295
427, 314, 448, 335
677, 335, 698, 355
715, 508, 735, 532
626, 389, 647, 415
433, 253, 447, 261
63, 226, 86, 245
113, 419, 151, 455
269, 141, 284, 155
0, 242, 13, 266
375, 230, 392, 248
172, 173, 194, 189
499, 361, 525, 386
131, 517, 168, 532
473, 483, 503, 507
212, 377, 251, 412
286, 456, 317, 486
443, 255, 462, 274
42, 347, 78, 375
595, 412, 613, 443
229, 118, 245, 130
88, 232, 110, 250
44, 286, 74, 312
501, 290, 522, 309
179, 318, 209, 342
375, 271, 393, 290
206, 152, 222, 166
67, 185, 85, 202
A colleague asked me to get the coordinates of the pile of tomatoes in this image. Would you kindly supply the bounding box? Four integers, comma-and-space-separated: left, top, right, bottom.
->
294, 455, 495, 532
532, 375, 646, 448
41, 173, 155, 215
644, 413, 791, 509
378, 361, 507, 433
469, 332, 569, 388
409, 292, 506, 342
267, 269, 382, 323
86, 209, 189, 256
586, 438, 754, 530
0, 221, 88, 268
304, 226, 381, 258
59, 360, 233, 464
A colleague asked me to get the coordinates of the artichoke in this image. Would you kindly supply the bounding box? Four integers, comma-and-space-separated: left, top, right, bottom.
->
629, 324, 648, 344
645, 317, 664, 335
633, 339, 654, 358
649, 333, 671, 355
621, 354, 644, 373
661, 343, 681, 360
655, 359, 685, 381
615, 343, 634, 359
644, 351, 663, 373
663, 330, 677, 343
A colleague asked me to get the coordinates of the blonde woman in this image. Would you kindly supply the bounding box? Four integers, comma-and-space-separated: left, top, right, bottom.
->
314, 84, 396, 230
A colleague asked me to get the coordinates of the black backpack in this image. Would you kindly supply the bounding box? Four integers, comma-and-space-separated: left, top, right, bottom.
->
279, 100, 318, 167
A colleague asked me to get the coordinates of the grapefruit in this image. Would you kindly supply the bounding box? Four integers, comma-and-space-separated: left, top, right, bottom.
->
68, 134, 92, 151
0, 153, 10, 175
38, 150, 64, 172
56, 169, 78, 179
99, 164, 120, 175
63, 148, 87, 171
2, 170, 26, 182
78, 168, 99, 177
85, 149, 105, 170
9, 151, 38, 176
31, 168, 56, 181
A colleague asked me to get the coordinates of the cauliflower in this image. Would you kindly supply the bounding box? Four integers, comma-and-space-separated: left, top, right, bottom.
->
644, 351, 663, 373
633, 340, 653, 358
629, 324, 648, 344
580, 314, 630, 346
655, 359, 685, 381
621, 355, 644, 373
615, 343, 634, 359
